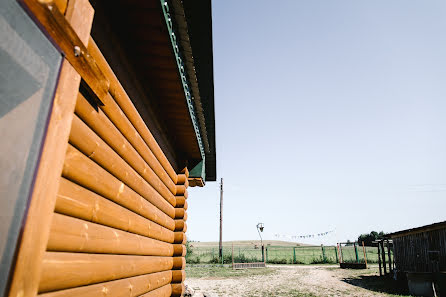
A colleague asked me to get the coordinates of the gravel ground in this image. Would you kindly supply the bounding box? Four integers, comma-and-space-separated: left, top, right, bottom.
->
185, 265, 409, 297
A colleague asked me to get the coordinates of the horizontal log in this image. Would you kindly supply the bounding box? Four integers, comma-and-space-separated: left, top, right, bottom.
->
171, 270, 185, 283
39, 252, 174, 293
184, 201, 188, 210
62, 145, 175, 231
89, 37, 178, 186
173, 245, 186, 257
38, 271, 172, 297
174, 232, 186, 244
70, 115, 175, 216
176, 174, 187, 186
75, 94, 176, 207
78, 90, 178, 197
56, 178, 174, 243
174, 208, 185, 219
171, 283, 185, 297
175, 196, 185, 208
175, 185, 186, 196
174, 220, 186, 232
47, 213, 175, 256
139, 284, 171, 297
172, 257, 185, 270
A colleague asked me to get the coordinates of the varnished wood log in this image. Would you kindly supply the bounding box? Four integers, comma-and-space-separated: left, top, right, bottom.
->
38, 271, 172, 297
175, 196, 186, 208
56, 178, 174, 243
176, 174, 187, 186
39, 252, 174, 293
62, 145, 175, 231
174, 232, 186, 244
7, 2, 93, 296
174, 208, 185, 219
174, 220, 186, 232
75, 93, 176, 207
139, 284, 172, 297
173, 245, 186, 257
94, 93, 178, 194
171, 284, 185, 297
48, 213, 175, 256
172, 257, 185, 270
171, 270, 185, 283
175, 185, 186, 196
184, 201, 188, 210
88, 37, 178, 186
70, 115, 175, 216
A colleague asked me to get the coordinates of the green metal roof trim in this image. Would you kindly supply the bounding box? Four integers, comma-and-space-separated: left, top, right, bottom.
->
160, 0, 216, 181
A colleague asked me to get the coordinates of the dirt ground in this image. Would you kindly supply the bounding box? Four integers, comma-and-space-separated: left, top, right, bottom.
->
185, 265, 409, 297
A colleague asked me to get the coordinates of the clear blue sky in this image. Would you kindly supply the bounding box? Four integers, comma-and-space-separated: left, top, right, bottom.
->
188, 0, 446, 245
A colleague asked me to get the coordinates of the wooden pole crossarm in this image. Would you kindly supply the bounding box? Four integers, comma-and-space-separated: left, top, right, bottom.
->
20, 0, 109, 106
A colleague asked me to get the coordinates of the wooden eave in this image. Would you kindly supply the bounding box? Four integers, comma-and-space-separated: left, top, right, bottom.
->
93, 0, 203, 167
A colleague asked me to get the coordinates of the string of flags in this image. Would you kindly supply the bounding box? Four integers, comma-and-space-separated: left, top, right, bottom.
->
274, 230, 335, 240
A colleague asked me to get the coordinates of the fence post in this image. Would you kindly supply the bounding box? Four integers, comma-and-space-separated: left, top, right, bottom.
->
377, 243, 382, 276
321, 244, 326, 263
362, 241, 367, 268
354, 242, 359, 263
334, 246, 338, 263
265, 247, 268, 263
232, 243, 234, 269
293, 247, 296, 264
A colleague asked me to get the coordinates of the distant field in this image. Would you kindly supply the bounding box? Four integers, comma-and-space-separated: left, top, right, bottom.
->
187, 240, 382, 265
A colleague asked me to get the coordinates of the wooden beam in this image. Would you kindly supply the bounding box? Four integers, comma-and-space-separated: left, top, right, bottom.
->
88, 37, 178, 185
74, 93, 177, 207
62, 145, 175, 230
39, 252, 174, 293
38, 271, 172, 297
70, 115, 176, 216
7, 1, 94, 296
21, 0, 109, 105
139, 284, 172, 297
47, 213, 176, 256
56, 178, 174, 243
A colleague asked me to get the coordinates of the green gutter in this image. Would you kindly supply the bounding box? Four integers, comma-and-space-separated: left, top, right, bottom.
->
160, 0, 205, 166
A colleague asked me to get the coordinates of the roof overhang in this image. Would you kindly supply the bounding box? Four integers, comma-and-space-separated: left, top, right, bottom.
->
95, 0, 216, 185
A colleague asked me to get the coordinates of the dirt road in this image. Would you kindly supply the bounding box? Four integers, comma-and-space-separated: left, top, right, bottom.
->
185, 265, 408, 297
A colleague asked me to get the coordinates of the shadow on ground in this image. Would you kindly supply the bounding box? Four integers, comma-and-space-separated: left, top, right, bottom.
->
341, 275, 410, 296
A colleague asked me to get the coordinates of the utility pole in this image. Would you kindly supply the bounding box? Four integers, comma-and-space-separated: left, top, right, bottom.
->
219, 178, 223, 261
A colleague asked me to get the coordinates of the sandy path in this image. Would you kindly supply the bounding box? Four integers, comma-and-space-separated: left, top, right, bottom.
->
186, 265, 390, 297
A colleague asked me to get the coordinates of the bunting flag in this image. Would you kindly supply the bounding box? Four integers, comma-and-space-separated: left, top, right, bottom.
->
274, 230, 335, 240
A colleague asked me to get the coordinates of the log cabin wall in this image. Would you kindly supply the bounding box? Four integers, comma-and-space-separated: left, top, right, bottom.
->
7, 0, 201, 296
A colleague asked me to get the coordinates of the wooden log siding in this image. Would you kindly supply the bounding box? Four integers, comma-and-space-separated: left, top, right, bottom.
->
69, 115, 175, 217
88, 37, 178, 186
55, 178, 175, 243
171, 170, 188, 296
38, 253, 181, 292
74, 93, 177, 207
47, 213, 181, 256
62, 145, 175, 231
10, 0, 199, 294
38, 271, 172, 297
